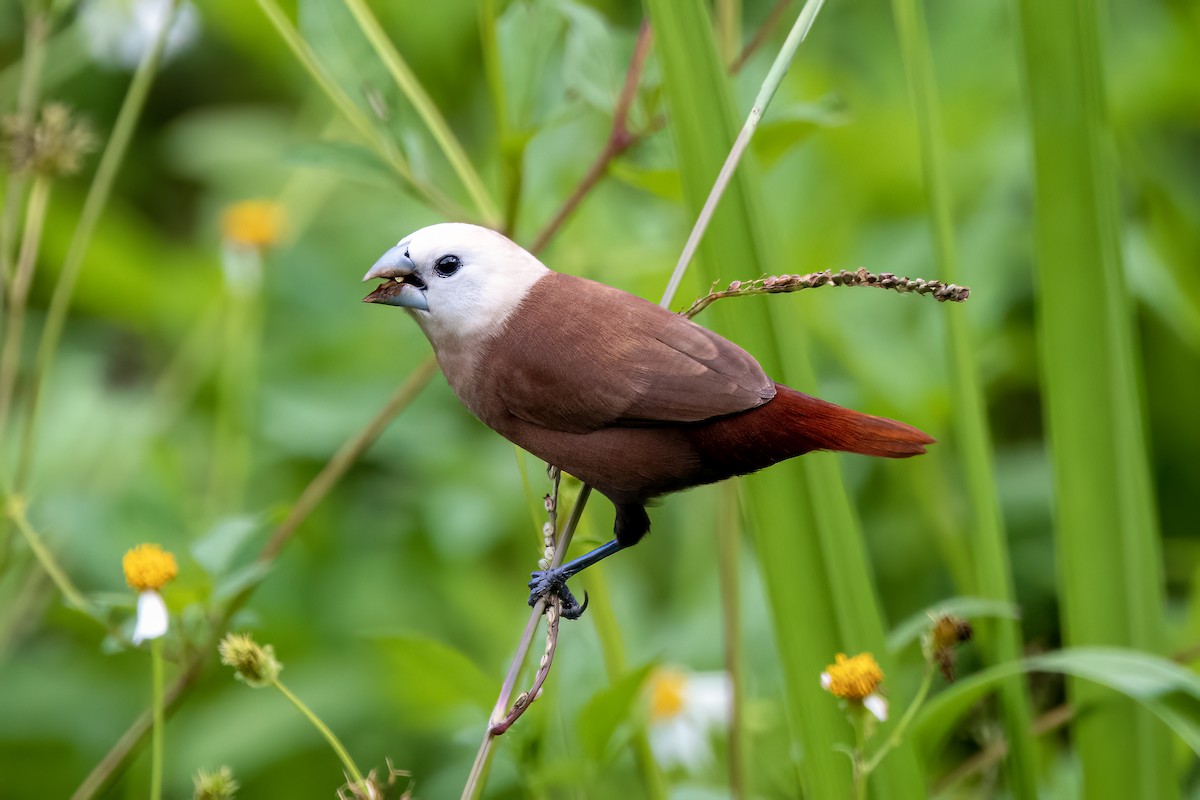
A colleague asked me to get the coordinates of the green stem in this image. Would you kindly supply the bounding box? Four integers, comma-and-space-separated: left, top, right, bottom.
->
462, 486, 593, 800
341, 0, 501, 227
5, 495, 94, 615
586, 567, 668, 800
273, 678, 367, 788
658, 0, 826, 306
0, 176, 52, 468
0, 8, 48, 290
716, 485, 745, 799
16, 0, 180, 493
150, 637, 165, 800
70, 362, 436, 799
253, 0, 441, 207
206, 250, 263, 519
853, 714, 868, 800
861, 667, 935, 775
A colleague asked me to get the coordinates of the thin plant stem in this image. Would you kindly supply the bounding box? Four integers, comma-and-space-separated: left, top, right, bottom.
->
252, 0, 465, 218
716, 0, 740, 63
150, 637, 165, 800
206, 249, 264, 519
529, 22, 653, 255
0, 8, 49, 290
717, 484, 745, 799
257, 356, 438, 563
5, 495, 94, 615
853, 714, 868, 800
861, 666, 935, 775
462, 485, 592, 800
70, 361, 438, 798
0, 175, 51, 466
273, 678, 367, 787
15, 0, 180, 493
659, 0, 827, 307
342, 0, 501, 227
575, 561, 668, 800
730, 0, 790, 75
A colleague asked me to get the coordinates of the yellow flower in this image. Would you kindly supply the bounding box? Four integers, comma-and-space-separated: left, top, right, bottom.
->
649, 667, 687, 720
821, 652, 888, 721
123, 543, 178, 591
221, 200, 285, 249
123, 544, 177, 644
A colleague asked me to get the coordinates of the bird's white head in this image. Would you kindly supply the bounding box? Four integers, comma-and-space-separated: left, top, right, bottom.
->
362, 223, 550, 345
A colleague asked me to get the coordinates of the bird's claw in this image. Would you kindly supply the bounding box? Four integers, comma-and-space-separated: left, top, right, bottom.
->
528, 568, 588, 620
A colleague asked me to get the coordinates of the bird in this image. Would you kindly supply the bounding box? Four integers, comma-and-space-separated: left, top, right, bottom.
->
363, 223, 934, 618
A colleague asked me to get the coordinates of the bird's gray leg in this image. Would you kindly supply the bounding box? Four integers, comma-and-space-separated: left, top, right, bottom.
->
528, 539, 626, 620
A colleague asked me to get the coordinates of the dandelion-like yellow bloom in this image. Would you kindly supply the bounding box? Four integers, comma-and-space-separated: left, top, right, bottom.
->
122, 544, 178, 591
221, 200, 285, 248
822, 652, 884, 700
648, 668, 687, 720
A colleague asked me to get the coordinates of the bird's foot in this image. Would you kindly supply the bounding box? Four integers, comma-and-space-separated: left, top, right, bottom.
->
528, 568, 588, 620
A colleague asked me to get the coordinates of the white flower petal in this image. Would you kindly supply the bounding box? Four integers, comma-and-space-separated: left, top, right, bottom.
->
649, 715, 712, 771
80, 0, 200, 70
864, 693, 889, 722
133, 590, 169, 644
820, 671, 832, 691
683, 672, 732, 726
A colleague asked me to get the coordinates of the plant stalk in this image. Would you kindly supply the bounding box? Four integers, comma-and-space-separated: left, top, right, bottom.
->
16, 0, 181, 493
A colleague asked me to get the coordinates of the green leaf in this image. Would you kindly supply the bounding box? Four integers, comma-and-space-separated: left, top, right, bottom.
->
298, 0, 392, 124
284, 140, 396, 186
375, 635, 494, 721
916, 648, 1200, 757
751, 99, 847, 167
191, 516, 265, 577
886, 596, 1021, 653
1014, 0, 1174, 794
608, 161, 682, 201
577, 662, 655, 763
496, 0, 568, 135
558, 0, 622, 114
212, 562, 274, 604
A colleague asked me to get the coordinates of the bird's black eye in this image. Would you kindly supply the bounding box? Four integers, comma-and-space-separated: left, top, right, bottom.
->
434, 254, 462, 277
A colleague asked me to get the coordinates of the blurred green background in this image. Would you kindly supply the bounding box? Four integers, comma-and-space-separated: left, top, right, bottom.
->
1, 0, 1198, 797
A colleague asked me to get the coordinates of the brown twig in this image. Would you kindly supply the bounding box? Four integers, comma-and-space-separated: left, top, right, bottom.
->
71, 358, 439, 800
680, 267, 971, 319
488, 594, 563, 735
932, 703, 1073, 794
487, 472, 566, 736
462, 484, 592, 799
528, 21, 653, 254
730, 0, 791, 74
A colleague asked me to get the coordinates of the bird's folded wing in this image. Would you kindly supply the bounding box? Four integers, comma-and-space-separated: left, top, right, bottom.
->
492, 274, 775, 433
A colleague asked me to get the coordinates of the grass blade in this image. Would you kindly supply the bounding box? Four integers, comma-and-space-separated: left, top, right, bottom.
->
1014, 0, 1176, 795
889, 0, 1038, 794
646, 2, 923, 796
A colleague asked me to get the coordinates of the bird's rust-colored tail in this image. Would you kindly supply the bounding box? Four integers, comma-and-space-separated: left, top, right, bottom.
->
771, 383, 934, 458
691, 383, 934, 480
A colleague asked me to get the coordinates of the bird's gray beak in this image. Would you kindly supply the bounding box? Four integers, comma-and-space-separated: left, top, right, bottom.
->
362, 244, 429, 311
